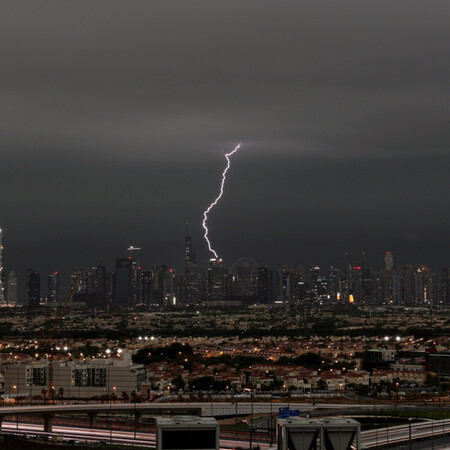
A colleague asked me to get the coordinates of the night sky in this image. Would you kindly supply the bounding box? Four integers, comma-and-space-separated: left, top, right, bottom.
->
1, 1, 450, 294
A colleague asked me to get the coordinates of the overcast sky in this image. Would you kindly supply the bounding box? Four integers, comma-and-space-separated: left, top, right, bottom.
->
1, 1, 450, 294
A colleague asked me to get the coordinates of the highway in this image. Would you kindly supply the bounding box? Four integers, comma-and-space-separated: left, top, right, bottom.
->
4, 418, 450, 449
0, 419, 274, 449
0, 400, 376, 419
2, 402, 449, 449
361, 418, 450, 448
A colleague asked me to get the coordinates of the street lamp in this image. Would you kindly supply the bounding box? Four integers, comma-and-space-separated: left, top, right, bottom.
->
13, 385, 18, 429
408, 417, 412, 450
234, 390, 238, 432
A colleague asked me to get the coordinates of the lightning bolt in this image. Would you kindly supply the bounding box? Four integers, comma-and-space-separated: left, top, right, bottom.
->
202, 143, 242, 258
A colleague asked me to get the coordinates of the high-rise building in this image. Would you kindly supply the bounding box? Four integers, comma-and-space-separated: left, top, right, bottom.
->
181, 224, 199, 304
151, 264, 168, 305
26, 269, 40, 308
114, 258, 132, 305
47, 271, 59, 303
207, 258, 228, 301
362, 268, 373, 302
184, 223, 195, 266
6, 270, 18, 305
0, 229, 5, 304
141, 270, 152, 306
256, 266, 271, 303
384, 251, 394, 271
351, 265, 363, 303
232, 262, 253, 297
278, 266, 294, 303
309, 266, 320, 300
398, 264, 415, 305
441, 267, 450, 305
381, 268, 394, 303
415, 265, 436, 305
88, 265, 107, 306
163, 268, 176, 305
327, 267, 340, 301
105, 272, 114, 305
75, 270, 89, 294
127, 246, 141, 304
295, 266, 307, 302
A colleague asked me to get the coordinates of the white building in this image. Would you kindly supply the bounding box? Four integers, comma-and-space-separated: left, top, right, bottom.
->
3, 356, 146, 400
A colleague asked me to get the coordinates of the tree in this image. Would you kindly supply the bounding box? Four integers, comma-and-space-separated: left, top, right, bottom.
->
171, 376, 186, 391
295, 352, 323, 368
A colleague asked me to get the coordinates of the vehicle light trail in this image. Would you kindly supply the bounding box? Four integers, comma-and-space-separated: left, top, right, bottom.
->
202, 143, 241, 258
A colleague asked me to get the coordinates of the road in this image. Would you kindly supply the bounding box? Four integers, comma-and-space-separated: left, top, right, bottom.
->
361, 418, 450, 448
0, 419, 274, 449
4, 401, 448, 449
0, 400, 375, 418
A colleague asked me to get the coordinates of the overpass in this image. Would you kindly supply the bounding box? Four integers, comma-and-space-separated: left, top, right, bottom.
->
0, 401, 374, 433
0, 403, 202, 433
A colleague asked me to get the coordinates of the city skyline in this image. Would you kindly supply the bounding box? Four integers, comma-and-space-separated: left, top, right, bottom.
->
3, 229, 450, 306
1, 2, 450, 287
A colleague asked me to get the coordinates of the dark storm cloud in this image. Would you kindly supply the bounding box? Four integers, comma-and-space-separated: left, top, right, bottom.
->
1, 1, 450, 295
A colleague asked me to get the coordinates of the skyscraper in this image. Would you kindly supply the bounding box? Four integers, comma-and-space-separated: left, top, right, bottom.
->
114, 258, 132, 305
382, 252, 395, 303
26, 269, 40, 308
441, 267, 450, 305
127, 246, 141, 304
308, 266, 321, 300
151, 264, 173, 305
185, 223, 194, 265
207, 258, 228, 301
88, 265, 107, 306
163, 268, 177, 305
6, 270, 17, 305
232, 262, 253, 297
415, 265, 436, 305
182, 224, 200, 303
0, 229, 5, 305
384, 251, 394, 271
47, 271, 59, 303
141, 270, 152, 305
256, 266, 271, 303
398, 264, 415, 305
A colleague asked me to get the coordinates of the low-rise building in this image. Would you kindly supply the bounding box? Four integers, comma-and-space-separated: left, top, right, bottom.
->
3, 357, 146, 400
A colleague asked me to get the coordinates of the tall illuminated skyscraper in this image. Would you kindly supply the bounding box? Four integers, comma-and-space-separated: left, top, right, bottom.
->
384, 251, 394, 271
47, 271, 59, 303
7, 270, 18, 305
0, 229, 5, 304
182, 223, 199, 303
207, 258, 228, 301
88, 265, 106, 306
185, 223, 195, 266
127, 245, 141, 304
